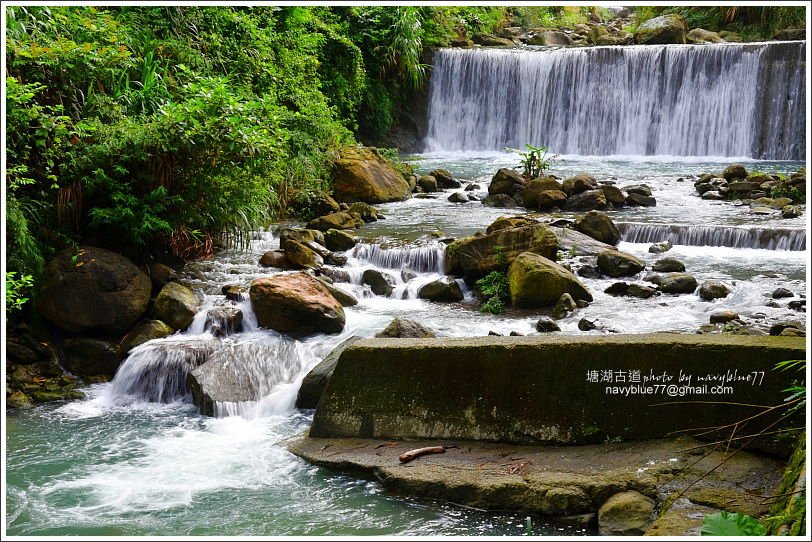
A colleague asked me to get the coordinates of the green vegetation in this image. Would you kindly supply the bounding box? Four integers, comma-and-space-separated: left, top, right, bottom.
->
764, 433, 806, 536
5, 272, 34, 313
505, 144, 557, 180
636, 6, 805, 40
770, 186, 805, 204
701, 511, 766, 536
476, 270, 510, 315
3, 5, 518, 311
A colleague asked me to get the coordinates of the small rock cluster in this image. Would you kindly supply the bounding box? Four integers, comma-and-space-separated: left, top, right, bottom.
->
7, 246, 209, 407
693, 163, 805, 219
453, 13, 802, 50
481, 168, 656, 212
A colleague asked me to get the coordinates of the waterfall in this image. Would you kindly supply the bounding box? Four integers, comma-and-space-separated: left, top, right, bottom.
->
102, 337, 219, 404
350, 241, 446, 273
618, 222, 806, 251
425, 42, 805, 160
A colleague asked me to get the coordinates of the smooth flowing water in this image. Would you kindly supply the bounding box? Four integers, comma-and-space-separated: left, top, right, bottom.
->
5, 42, 807, 537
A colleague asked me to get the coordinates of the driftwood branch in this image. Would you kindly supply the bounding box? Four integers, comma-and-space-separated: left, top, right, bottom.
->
399, 446, 446, 463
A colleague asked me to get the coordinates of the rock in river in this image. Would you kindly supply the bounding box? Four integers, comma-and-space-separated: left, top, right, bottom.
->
508, 252, 593, 308
597, 249, 646, 278
249, 272, 345, 334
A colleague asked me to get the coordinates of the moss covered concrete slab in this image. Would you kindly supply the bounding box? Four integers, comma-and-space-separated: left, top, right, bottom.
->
310, 334, 804, 455
289, 435, 784, 534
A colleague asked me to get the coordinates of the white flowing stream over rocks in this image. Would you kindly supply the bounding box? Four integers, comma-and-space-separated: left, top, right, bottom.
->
6, 42, 807, 537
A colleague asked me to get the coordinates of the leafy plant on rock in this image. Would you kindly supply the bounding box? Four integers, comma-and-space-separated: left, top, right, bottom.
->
505, 144, 558, 180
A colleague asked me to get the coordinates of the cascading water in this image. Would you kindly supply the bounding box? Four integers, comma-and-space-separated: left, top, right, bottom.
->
350, 241, 446, 274
424, 42, 805, 159
617, 222, 807, 251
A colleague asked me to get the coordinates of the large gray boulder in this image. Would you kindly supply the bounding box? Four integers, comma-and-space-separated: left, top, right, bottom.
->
38, 247, 151, 334
699, 280, 730, 300
650, 273, 699, 294
508, 252, 593, 308
362, 269, 395, 296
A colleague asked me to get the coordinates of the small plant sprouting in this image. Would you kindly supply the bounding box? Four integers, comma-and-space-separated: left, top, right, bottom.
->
505, 143, 559, 180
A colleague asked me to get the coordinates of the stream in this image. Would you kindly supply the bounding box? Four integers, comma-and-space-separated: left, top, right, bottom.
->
6, 152, 805, 536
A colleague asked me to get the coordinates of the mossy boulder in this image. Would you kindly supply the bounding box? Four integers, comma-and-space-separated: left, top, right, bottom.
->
249, 272, 345, 334
331, 146, 411, 203
597, 249, 646, 278
522, 176, 563, 208
284, 240, 323, 270
280, 228, 325, 247
723, 163, 748, 181
307, 211, 363, 231
154, 282, 200, 331
259, 249, 292, 268
595, 31, 634, 45
38, 247, 151, 334
444, 223, 558, 279
573, 211, 621, 245
119, 320, 175, 353
508, 252, 593, 308
687, 28, 724, 44
598, 491, 655, 535
324, 229, 357, 252
652, 257, 686, 273
599, 185, 626, 206
536, 189, 569, 210
481, 194, 518, 208
472, 33, 514, 47
485, 216, 536, 235
652, 273, 698, 295
635, 14, 686, 44
562, 173, 597, 195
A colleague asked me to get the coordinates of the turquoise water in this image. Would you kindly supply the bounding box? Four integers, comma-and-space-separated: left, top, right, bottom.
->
6, 393, 580, 536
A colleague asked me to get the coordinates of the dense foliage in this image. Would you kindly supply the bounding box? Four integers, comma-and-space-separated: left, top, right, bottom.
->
4, 5, 513, 286
635, 5, 805, 40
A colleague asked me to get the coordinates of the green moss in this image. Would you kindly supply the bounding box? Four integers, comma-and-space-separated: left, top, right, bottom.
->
764, 433, 806, 535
